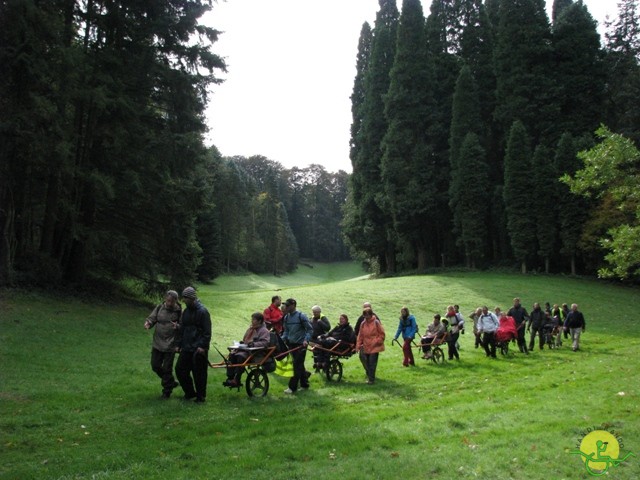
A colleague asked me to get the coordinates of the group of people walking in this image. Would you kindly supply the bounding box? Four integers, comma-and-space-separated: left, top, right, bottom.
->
144, 290, 586, 401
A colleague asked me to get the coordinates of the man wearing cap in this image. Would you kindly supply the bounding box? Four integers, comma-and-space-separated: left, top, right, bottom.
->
281, 298, 313, 394
175, 286, 212, 403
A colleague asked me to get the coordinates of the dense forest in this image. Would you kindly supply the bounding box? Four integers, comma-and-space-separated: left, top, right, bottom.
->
1, 0, 639, 292
345, 0, 640, 280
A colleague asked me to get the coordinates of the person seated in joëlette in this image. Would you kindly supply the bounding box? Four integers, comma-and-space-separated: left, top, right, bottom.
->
314, 314, 355, 368
224, 312, 271, 387
421, 314, 447, 359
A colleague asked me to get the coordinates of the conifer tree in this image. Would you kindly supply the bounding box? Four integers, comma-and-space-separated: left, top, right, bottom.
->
456, 133, 490, 268
531, 144, 558, 273
494, 0, 556, 145
552, 1, 605, 139
449, 64, 481, 245
346, 0, 399, 273
555, 132, 589, 275
503, 120, 536, 273
381, 0, 434, 269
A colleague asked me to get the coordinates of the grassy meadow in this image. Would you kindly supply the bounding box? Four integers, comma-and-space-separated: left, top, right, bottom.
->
1, 263, 639, 479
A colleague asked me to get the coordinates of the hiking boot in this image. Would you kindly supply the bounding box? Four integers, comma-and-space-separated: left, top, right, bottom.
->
194, 397, 205, 403
284, 388, 294, 394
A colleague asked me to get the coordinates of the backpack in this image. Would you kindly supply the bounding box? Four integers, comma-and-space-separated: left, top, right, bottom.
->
269, 330, 288, 360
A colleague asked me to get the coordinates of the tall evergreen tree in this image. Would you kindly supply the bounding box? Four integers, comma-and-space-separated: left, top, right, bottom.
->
449, 64, 482, 248
555, 132, 589, 275
345, 0, 399, 273
604, 0, 640, 144
456, 133, 490, 268
552, 1, 605, 139
380, 0, 435, 270
349, 22, 372, 172
551, 0, 573, 25
531, 144, 558, 273
503, 120, 536, 273
493, 0, 556, 145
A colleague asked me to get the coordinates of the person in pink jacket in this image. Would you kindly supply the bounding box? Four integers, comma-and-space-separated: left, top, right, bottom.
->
356, 307, 385, 384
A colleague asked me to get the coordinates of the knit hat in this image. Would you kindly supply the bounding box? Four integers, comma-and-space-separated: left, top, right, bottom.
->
181, 286, 197, 299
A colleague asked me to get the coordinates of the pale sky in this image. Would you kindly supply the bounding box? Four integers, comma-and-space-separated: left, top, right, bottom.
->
203, 0, 617, 174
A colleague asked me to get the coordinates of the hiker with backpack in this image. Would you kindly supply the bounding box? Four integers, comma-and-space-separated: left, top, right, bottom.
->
144, 290, 182, 398
281, 298, 313, 394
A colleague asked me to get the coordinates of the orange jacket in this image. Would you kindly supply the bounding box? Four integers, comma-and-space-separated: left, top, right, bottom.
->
356, 316, 386, 354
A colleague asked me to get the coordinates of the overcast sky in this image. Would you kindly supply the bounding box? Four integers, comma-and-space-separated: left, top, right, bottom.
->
203, 0, 618, 173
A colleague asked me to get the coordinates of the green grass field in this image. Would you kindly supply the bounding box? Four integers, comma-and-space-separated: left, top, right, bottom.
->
1, 263, 639, 479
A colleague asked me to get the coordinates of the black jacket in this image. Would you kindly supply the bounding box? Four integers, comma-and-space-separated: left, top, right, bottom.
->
177, 300, 211, 352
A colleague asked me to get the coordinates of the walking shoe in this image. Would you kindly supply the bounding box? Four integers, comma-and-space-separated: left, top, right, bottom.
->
284, 388, 294, 394
194, 397, 206, 403
161, 392, 171, 399
183, 393, 196, 401
299, 386, 309, 391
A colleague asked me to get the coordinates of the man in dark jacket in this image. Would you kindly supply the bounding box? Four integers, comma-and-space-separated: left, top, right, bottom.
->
175, 286, 212, 403
508, 297, 530, 354
527, 302, 547, 351
564, 303, 586, 352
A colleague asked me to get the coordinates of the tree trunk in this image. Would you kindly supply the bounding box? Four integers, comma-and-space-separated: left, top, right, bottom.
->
417, 245, 427, 270
544, 257, 550, 274
570, 255, 576, 276
521, 260, 527, 274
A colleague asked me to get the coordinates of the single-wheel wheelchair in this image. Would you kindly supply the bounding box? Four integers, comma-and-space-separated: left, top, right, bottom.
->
414, 333, 448, 364
209, 344, 277, 397
309, 340, 355, 382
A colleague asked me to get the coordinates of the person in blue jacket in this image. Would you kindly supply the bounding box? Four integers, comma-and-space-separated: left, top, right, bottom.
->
393, 306, 418, 367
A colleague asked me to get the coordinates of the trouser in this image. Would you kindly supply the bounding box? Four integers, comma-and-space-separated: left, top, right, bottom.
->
529, 325, 545, 350
402, 338, 415, 366
474, 331, 481, 348
226, 351, 250, 380
360, 351, 379, 382
176, 350, 209, 399
151, 348, 177, 394
447, 332, 460, 360
288, 345, 309, 391
516, 324, 528, 353
482, 331, 497, 357
570, 328, 582, 350
421, 336, 434, 354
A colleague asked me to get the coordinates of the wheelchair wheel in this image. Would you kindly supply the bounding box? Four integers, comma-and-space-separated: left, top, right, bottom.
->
245, 368, 269, 397
326, 359, 343, 382
432, 347, 444, 364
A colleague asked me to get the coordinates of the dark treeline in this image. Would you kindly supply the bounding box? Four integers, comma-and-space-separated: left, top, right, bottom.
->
0, 0, 349, 293
345, 0, 640, 277
201, 153, 351, 281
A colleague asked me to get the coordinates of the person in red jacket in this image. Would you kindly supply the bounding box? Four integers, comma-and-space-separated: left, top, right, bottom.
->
263, 295, 284, 334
